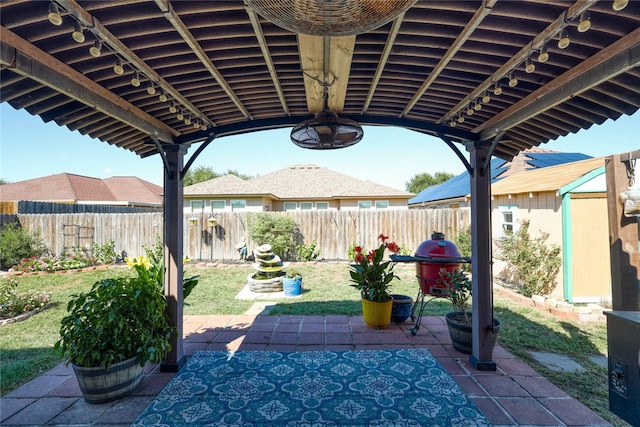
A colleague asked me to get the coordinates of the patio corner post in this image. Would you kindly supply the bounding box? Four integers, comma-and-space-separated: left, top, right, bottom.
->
161, 144, 187, 372
469, 141, 497, 371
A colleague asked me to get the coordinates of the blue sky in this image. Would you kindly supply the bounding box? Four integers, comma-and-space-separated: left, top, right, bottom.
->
0, 102, 638, 191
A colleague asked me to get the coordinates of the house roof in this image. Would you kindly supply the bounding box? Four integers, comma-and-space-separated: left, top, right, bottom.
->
409, 150, 592, 205
0, 173, 163, 205
0, 2, 638, 162
184, 174, 269, 197
491, 157, 606, 195
185, 164, 414, 200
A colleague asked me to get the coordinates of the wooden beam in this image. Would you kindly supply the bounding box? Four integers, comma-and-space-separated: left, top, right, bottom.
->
477, 28, 640, 140
0, 26, 176, 143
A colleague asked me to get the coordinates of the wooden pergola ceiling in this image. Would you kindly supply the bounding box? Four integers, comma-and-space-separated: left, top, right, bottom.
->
1, 0, 639, 161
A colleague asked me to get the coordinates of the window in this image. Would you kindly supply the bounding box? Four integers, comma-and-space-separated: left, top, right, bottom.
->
300, 202, 313, 210
284, 202, 297, 211
375, 200, 389, 209
316, 202, 329, 210
358, 201, 372, 209
190, 200, 205, 211
498, 206, 518, 237
230, 199, 246, 210
211, 200, 225, 210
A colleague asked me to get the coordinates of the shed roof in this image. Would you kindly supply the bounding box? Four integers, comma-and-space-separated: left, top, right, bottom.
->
491, 157, 606, 195
1, 1, 638, 162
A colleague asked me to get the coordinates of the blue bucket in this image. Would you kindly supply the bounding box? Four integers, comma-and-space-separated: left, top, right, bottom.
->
283, 277, 302, 297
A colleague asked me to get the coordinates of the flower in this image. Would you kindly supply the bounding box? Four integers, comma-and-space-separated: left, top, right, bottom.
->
349, 234, 401, 301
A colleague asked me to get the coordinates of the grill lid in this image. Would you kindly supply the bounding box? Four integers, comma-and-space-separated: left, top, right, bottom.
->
414, 232, 462, 260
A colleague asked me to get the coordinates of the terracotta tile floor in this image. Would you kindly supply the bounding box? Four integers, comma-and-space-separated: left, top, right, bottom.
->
1, 315, 612, 426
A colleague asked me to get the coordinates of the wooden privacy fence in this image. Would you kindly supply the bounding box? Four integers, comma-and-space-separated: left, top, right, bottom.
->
13, 209, 470, 261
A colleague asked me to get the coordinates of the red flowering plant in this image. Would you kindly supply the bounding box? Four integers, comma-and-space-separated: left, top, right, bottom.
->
349, 233, 401, 302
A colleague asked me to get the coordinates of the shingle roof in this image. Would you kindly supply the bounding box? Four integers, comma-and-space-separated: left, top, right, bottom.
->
248, 165, 413, 199
491, 157, 605, 195
184, 174, 269, 197
0, 173, 162, 205
408, 151, 593, 205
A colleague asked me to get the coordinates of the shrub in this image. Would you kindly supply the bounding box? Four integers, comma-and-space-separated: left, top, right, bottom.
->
247, 213, 297, 259
496, 220, 561, 297
0, 222, 48, 270
92, 240, 117, 265
12, 250, 97, 273
295, 240, 320, 261
454, 226, 472, 272
0, 277, 51, 319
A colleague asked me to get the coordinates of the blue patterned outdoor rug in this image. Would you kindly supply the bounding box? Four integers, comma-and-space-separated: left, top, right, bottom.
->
132, 349, 490, 426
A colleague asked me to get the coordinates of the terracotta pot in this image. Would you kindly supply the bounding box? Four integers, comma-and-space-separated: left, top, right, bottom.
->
361, 298, 393, 328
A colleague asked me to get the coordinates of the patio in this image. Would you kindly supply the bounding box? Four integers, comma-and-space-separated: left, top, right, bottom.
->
2, 313, 611, 426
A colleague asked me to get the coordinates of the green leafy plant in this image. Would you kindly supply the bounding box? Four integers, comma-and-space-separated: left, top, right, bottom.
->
496, 220, 561, 297
247, 213, 297, 259
295, 240, 320, 261
437, 268, 472, 324
285, 268, 302, 279
0, 277, 51, 320
454, 226, 472, 272
13, 250, 98, 273
0, 222, 48, 270
349, 233, 401, 302
54, 277, 175, 368
91, 240, 117, 265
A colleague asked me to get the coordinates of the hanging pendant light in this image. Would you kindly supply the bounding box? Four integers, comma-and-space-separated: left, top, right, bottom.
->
612, 0, 628, 11
245, 0, 417, 36
113, 59, 124, 75
538, 45, 549, 63
493, 82, 503, 96
131, 72, 141, 87
508, 72, 518, 87
577, 11, 591, 33
71, 22, 85, 43
89, 40, 102, 58
482, 92, 491, 103
558, 29, 570, 49
48, 2, 63, 26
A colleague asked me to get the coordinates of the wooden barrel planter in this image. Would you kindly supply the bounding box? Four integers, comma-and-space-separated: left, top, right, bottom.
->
72, 356, 144, 403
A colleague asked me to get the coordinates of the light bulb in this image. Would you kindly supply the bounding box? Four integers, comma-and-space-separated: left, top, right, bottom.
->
525, 58, 535, 74
72, 23, 85, 43
558, 29, 570, 49
169, 102, 177, 113
508, 72, 518, 87
193, 120, 200, 129
158, 91, 168, 102
612, 0, 628, 11
577, 12, 591, 33
131, 72, 141, 87
176, 111, 184, 121
184, 116, 192, 125
89, 40, 102, 58
146, 82, 156, 95
457, 115, 465, 123
538, 46, 549, 63
201, 123, 208, 131
474, 102, 482, 111
493, 83, 502, 96
482, 92, 491, 103
113, 60, 124, 75
450, 120, 456, 128
466, 106, 474, 116
48, 2, 63, 26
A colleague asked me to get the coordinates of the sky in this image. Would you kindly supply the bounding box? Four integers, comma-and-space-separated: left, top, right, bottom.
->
0, 102, 638, 191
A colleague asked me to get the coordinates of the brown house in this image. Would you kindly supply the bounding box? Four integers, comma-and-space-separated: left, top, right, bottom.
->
183, 164, 414, 212
0, 173, 163, 208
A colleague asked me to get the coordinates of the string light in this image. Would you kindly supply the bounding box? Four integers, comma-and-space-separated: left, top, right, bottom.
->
71, 22, 85, 43
169, 102, 177, 113
493, 82, 502, 96
113, 59, 124, 75
508, 71, 518, 87
176, 110, 184, 121
131, 72, 141, 87
89, 40, 102, 57
201, 123, 208, 131
577, 11, 591, 32
612, 0, 628, 11
525, 58, 535, 73
482, 92, 491, 103
48, 2, 63, 26
184, 115, 192, 125
538, 45, 549, 63
450, 119, 457, 127
457, 115, 465, 123
466, 105, 474, 116
193, 120, 201, 129
558, 29, 570, 49
146, 81, 156, 95
158, 90, 168, 102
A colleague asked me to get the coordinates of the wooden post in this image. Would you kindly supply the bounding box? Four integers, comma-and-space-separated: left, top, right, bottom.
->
605, 152, 640, 311
161, 144, 186, 372
469, 141, 497, 371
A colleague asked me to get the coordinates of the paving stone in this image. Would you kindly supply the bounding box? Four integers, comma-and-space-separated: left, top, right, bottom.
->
530, 351, 585, 373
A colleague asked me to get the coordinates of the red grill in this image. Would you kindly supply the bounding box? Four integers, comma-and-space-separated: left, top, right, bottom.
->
414, 232, 462, 296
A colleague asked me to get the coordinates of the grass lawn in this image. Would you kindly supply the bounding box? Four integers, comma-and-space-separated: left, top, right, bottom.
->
0, 263, 626, 425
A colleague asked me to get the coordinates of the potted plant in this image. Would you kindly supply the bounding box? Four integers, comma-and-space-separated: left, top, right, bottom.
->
438, 268, 500, 354
349, 233, 401, 328
53, 275, 176, 403
283, 267, 303, 296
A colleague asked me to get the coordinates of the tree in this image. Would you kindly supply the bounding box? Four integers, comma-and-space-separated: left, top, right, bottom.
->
182, 166, 253, 186
0, 179, 9, 185
405, 171, 454, 194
